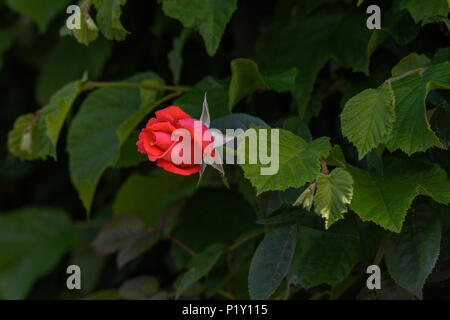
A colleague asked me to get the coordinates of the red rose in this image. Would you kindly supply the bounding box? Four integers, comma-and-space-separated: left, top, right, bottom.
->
136, 106, 215, 175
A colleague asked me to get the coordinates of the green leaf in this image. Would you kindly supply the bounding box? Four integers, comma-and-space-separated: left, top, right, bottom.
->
5, 0, 71, 33
314, 168, 354, 229
229, 59, 267, 110
248, 225, 297, 300
174, 76, 229, 119
8, 76, 87, 161
256, 8, 370, 118
367, 0, 420, 55
73, 8, 99, 46
162, 0, 237, 56
168, 29, 191, 85
115, 135, 147, 168
429, 230, 450, 282
91, 214, 144, 255
283, 117, 312, 142
400, 0, 449, 24
0, 207, 78, 299
40, 76, 88, 158
83, 289, 120, 300
36, 37, 111, 105
211, 113, 269, 131
386, 207, 441, 299
391, 53, 431, 77
431, 47, 450, 65
8, 114, 40, 161
118, 276, 159, 300
67, 72, 163, 214
386, 62, 449, 155
341, 85, 395, 159
256, 211, 302, 225
326, 144, 347, 168
348, 157, 450, 232
238, 128, 331, 195
287, 226, 360, 289
114, 173, 196, 225
228, 58, 297, 110
116, 231, 160, 269
92, 0, 129, 41
176, 243, 226, 299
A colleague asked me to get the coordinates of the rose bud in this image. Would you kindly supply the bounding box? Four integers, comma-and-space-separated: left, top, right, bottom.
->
136, 106, 215, 176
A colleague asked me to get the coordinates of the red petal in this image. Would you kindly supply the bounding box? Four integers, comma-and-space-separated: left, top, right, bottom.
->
148, 121, 177, 133
156, 159, 200, 176
156, 106, 191, 122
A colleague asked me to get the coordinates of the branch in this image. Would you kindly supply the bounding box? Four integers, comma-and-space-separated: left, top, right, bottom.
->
150, 226, 196, 257
82, 81, 190, 92
384, 67, 428, 87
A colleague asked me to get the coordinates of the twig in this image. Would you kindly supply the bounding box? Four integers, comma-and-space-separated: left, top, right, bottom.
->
384, 67, 428, 85
83, 0, 91, 19
320, 159, 328, 174
373, 234, 386, 265
217, 289, 236, 300
24, 110, 42, 134
226, 229, 264, 252
82, 81, 190, 92
150, 226, 196, 256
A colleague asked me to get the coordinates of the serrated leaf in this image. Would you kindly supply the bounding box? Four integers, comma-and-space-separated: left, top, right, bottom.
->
256, 8, 370, 118
92, 0, 129, 41
238, 128, 331, 195
348, 157, 450, 232
67, 72, 163, 214
114, 173, 196, 225
0, 207, 78, 299
5, 0, 71, 33
174, 76, 229, 119
162, 0, 237, 56
176, 243, 226, 299
8, 77, 87, 161
391, 53, 431, 77
314, 168, 354, 229
118, 276, 159, 300
228, 58, 297, 110
341, 85, 395, 159
287, 226, 360, 289
248, 225, 297, 300
400, 0, 449, 24
386, 62, 450, 155
428, 230, 450, 282
386, 207, 441, 299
